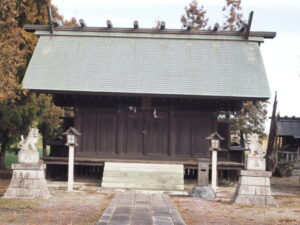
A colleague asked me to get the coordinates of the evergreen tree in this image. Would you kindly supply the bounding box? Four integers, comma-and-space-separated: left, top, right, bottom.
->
0, 0, 74, 169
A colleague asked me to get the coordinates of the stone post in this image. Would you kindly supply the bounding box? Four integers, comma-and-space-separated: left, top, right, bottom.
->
211, 150, 218, 192
191, 159, 216, 200
68, 145, 74, 192
197, 159, 209, 186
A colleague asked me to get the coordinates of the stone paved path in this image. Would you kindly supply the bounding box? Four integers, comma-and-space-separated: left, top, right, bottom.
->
97, 191, 186, 225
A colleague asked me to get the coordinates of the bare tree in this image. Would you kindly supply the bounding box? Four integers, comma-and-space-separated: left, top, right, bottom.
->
181, 0, 208, 30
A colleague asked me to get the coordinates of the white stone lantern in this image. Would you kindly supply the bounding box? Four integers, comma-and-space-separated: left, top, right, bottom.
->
63, 127, 81, 191
206, 131, 224, 192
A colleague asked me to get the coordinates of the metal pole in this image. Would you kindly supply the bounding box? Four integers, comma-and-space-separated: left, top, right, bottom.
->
211, 150, 217, 192
68, 145, 74, 191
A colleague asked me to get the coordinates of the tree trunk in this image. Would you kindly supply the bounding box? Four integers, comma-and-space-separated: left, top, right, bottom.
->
240, 130, 245, 147
0, 143, 7, 170
42, 136, 47, 157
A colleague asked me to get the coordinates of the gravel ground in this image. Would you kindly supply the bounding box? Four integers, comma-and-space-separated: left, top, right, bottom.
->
0, 170, 113, 225
172, 177, 300, 225
1, 170, 300, 225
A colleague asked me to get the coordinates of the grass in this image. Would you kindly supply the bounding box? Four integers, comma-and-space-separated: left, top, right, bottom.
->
0, 198, 43, 210
4, 151, 18, 169
4, 148, 44, 169
0, 191, 114, 225
4, 134, 47, 169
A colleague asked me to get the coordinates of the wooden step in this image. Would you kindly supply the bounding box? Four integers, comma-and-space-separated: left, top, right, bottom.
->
102, 162, 184, 190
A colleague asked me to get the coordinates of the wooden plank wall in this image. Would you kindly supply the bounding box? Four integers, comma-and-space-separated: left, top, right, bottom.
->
74, 105, 216, 160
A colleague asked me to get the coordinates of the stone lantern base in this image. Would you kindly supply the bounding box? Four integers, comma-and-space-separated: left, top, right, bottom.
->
232, 170, 276, 206
3, 162, 51, 199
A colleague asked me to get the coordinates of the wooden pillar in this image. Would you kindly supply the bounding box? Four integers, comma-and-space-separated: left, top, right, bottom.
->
169, 110, 176, 157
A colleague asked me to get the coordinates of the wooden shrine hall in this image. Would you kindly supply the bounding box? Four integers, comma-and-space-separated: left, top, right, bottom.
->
22, 18, 275, 190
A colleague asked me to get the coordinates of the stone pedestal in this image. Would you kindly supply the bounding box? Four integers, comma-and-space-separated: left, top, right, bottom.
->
232, 157, 276, 206
3, 162, 51, 199
246, 157, 266, 171
18, 150, 39, 164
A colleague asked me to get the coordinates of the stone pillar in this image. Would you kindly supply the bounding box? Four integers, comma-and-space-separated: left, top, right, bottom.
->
197, 159, 209, 186
211, 150, 218, 192
67, 145, 74, 192
3, 163, 51, 199
232, 157, 276, 206
191, 159, 216, 200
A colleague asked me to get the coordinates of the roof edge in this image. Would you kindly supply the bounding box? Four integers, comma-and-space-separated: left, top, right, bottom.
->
22, 88, 271, 101
24, 24, 276, 39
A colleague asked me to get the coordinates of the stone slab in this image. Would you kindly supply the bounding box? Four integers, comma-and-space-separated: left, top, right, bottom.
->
246, 157, 266, 171
235, 184, 272, 196
104, 171, 183, 179
232, 194, 276, 206
102, 162, 184, 190
239, 176, 270, 186
18, 150, 39, 164
102, 182, 184, 190
240, 170, 272, 177
12, 162, 46, 170
102, 176, 184, 185
97, 191, 186, 225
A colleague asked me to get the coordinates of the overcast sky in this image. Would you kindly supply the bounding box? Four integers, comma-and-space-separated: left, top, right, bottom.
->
52, 0, 300, 119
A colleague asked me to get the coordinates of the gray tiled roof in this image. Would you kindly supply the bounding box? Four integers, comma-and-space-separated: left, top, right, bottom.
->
277, 118, 300, 137
22, 31, 271, 99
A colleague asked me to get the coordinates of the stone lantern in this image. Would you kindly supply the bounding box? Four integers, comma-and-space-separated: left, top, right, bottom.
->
63, 127, 81, 191
64, 127, 81, 147
206, 132, 224, 192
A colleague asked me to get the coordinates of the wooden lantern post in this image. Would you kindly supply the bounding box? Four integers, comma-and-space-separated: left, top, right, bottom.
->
63, 127, 81, 192
206, 132, 224, 192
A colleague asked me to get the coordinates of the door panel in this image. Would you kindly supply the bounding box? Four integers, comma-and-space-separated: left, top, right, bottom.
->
175, 117, 192, 157
81, 115, 97, 153
192, 118, 212, 157
96, 115, 118, 154
144, 112, 169, 156
125, 112, 144, 155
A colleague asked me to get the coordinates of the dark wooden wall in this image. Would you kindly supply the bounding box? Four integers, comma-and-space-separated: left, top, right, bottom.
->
74, 105, 216, 160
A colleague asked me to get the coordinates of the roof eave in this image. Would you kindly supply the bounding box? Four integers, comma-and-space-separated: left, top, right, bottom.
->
23, 24, 276, 39
22, 88, 270, 101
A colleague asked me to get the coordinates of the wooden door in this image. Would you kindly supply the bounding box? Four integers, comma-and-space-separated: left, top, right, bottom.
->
96, 114, 118, 154
175, 116, 192, 156
192, 118, 212, 157
125, 111, 144, 155
174, 114, 213, 158
79, 113, 118, 155
144, 111, 169, 156
80, 114, 97, 153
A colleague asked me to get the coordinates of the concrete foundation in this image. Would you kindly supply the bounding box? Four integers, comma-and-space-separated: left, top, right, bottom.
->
3, 162, 51, 199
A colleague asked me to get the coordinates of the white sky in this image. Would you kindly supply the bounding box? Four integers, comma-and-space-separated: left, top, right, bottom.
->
52, 0, 300, 119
